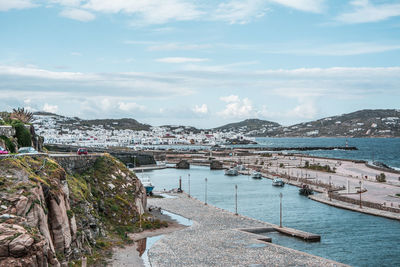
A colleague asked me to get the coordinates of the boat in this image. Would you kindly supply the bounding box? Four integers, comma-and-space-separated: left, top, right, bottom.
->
272, 178, 284, 186
299, 184, 313, 196
140, 177, 154, 195
251, 171, 262, 179
225, 167, 239, 176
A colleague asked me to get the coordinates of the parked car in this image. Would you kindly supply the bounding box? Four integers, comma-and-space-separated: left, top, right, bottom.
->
18, 147, 38, 154
77, 148, 88, 155
0, 146, 9, 154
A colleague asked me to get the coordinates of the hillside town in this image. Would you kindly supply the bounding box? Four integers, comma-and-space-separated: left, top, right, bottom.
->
32, 113, 254, 148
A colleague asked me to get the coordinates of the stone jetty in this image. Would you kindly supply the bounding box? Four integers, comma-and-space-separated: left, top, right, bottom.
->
147, 194, 347, 267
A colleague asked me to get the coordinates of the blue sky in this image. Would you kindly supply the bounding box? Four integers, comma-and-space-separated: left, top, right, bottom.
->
1, 0, 400, 127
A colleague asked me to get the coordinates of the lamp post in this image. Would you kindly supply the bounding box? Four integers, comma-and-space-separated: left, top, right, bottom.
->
188, 173, 191, 198
329, 176, 332, 201
205, 178, 208, 205
235, 184, 238, 215
359, 180, 362, 208
279, 193, 283, 228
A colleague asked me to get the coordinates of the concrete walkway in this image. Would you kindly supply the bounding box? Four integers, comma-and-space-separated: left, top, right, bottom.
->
148, 194, 347, 267
309, 194, 400, 221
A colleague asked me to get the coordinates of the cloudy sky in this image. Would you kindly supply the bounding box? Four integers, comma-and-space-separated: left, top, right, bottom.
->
1, 0, 399, 127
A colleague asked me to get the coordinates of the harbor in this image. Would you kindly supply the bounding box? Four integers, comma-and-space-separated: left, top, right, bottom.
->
142, 164, 400, 267
145, 193, 343, 267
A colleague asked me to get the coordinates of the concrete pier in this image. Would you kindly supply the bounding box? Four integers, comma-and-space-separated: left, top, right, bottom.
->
147, 193, 346, 267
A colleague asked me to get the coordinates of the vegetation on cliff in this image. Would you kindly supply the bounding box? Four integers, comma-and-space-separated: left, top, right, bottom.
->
0, 154, 163, 266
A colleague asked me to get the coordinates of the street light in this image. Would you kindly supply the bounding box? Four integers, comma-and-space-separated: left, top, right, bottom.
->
359, 180, 362, 208
235, 184, 238, 215
188, 173, 191, 198
205, 178, 208, 205
279, 193, 283, 228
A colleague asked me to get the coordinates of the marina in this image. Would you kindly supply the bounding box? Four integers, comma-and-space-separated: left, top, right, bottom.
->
146, 165, 400, 267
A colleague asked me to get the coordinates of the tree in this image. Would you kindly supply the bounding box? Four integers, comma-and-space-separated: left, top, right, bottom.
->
10, 108, 33, 124
12, 121, 32, 147
376, 173, 386, 183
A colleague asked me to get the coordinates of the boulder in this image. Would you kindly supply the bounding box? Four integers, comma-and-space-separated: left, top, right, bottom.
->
210, 160, 223, 170
176, 160, 190, 169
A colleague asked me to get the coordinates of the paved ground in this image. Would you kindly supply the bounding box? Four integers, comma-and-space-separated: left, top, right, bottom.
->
223, 154, 400, 209
148, 194, 347, 267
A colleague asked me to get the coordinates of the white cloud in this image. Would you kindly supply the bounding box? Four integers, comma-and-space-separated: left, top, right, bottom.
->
43, 103, 58, 113
266, 42, 400, 56
0, 0, 36, 11
269, 0, 325, 13
218, 95, 254, 118
286, 98, 318, 119
60, 8, 96, 21
147, 43, 212, 51
192, 104, 208, 115
70, 52, 82, 56
214, 0, 269, 24
220, 95, 240, 103
83, 0, 202, 25
118, 101, 145, 112
155, 57, 209, 63
48, 0, 83, 7
336, 0, 400, 24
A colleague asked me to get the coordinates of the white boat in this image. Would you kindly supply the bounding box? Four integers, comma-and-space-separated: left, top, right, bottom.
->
272, 178, 284, 186
225, 168, 239, 176
251, 171, 262, 179
140, 177, 155, 195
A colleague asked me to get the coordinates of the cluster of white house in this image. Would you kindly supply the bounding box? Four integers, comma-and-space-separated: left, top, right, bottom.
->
32, 115, 252, 148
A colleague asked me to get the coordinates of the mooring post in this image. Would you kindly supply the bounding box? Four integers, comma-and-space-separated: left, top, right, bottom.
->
279, 192, 283, 228
347, 179, 349, 193
188, 173, 191, 198
329, 176, 332, 201
205, 177, 208, 205
235, 184, 238, 215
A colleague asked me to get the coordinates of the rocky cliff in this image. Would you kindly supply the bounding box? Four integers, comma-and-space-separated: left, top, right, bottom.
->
0, 154, 146, 266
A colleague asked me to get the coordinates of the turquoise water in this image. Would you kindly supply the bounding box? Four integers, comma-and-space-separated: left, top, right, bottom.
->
254, 137, 400, 169
146, 166, 400, 267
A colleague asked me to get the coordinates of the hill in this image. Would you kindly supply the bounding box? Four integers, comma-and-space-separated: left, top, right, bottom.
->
268, 109, 400, 137
213, 119, 281, 135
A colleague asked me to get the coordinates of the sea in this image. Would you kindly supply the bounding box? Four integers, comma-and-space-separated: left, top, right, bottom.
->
143, 138, 400, 267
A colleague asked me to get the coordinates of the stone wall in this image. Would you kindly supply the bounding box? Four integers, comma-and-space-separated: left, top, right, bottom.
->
50, 155, 101, 174
0, 126, 15, 137
45, 144, 156, 166
330, 192, 400, 213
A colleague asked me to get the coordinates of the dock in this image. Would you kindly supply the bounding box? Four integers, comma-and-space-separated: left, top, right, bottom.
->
129, 164, 167, 172
273, 226, 321, 242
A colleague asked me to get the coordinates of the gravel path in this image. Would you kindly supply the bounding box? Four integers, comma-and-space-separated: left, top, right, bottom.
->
148, 194, 347, 267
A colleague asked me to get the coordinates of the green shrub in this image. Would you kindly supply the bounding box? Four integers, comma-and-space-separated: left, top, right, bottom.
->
0, 135, 16, 153
12, 121, 31, 147
376, 173, 386, 183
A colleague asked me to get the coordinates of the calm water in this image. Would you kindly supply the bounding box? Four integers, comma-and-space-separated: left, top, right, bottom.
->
145, 166, 400, 267
254, 137, 400, 169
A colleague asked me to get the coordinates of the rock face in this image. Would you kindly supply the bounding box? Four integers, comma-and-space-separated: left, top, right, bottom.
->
210, 160, 223, 170
0, 154, 146, 266
176, 160, 190, 169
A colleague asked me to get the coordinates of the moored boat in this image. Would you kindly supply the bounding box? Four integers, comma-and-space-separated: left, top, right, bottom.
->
299, 184, 313, 196
272, 178, 284, 186
140, 177, 154, 195
225, 167, 239, 176
251, 171, 262, 179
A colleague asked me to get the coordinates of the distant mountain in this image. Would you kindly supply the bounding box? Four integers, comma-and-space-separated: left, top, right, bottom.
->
33, 113, 151, 131
268, 109, 400, 137
213, 119, 281, 135
32, 109, 400, 137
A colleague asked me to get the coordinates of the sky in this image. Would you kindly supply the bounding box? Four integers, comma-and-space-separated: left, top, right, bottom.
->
0, 0, 400, 128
